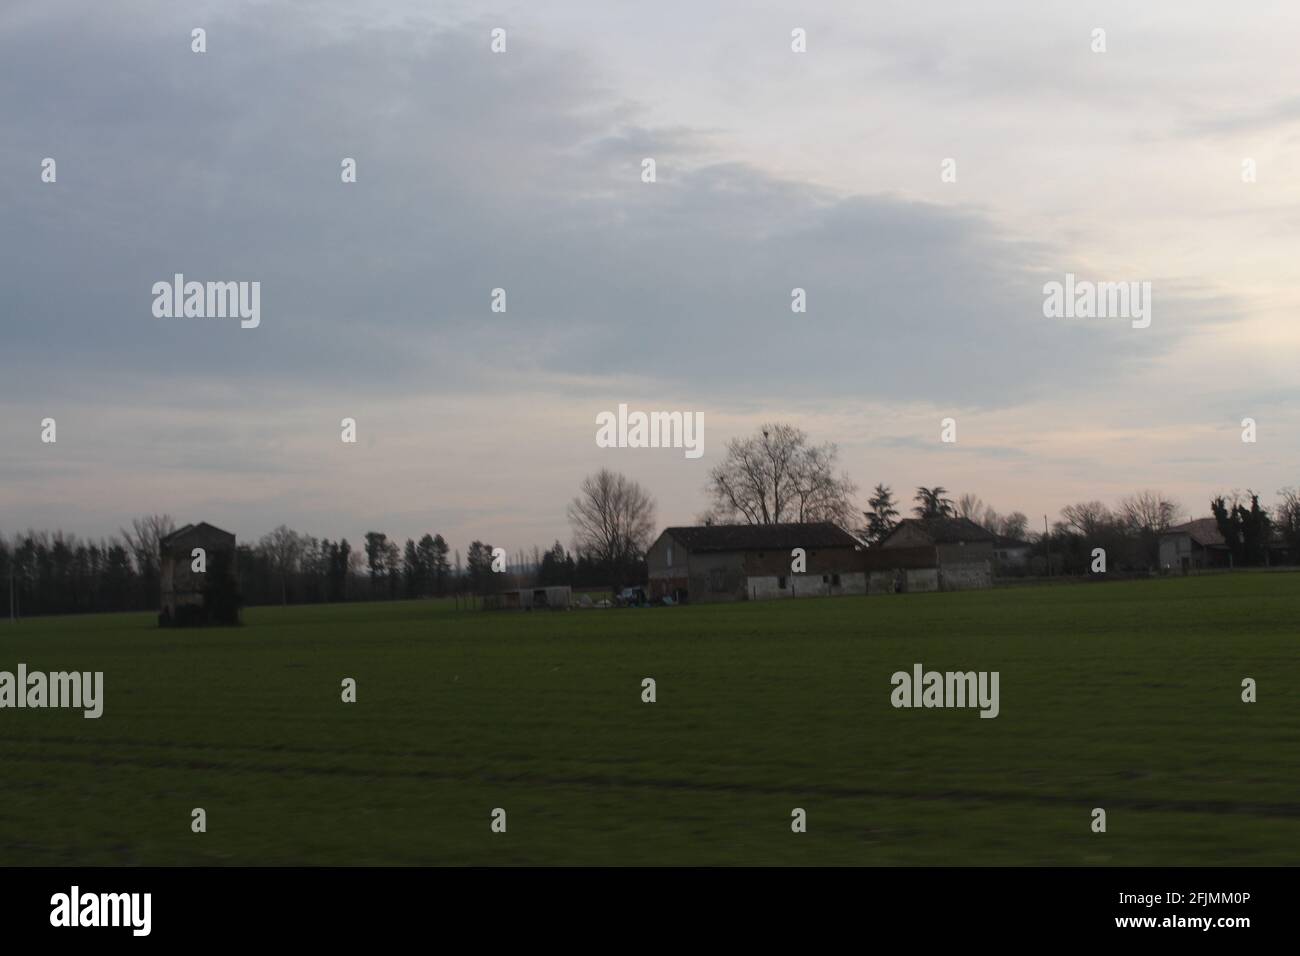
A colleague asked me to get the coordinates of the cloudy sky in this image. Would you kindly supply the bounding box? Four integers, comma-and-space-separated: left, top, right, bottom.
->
2, 0, 1298, 553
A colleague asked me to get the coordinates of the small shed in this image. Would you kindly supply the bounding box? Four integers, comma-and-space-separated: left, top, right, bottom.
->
159, 522, 240, 626
484, 585, 572, 611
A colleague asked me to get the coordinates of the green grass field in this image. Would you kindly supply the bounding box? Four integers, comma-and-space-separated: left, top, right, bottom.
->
1, 574, 1296, 866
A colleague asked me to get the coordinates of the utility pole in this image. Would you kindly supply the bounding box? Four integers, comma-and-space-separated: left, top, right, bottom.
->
1044, 514, 1050, 577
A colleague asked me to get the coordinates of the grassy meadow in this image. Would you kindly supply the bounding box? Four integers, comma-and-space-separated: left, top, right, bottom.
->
0, 574, 1296, 865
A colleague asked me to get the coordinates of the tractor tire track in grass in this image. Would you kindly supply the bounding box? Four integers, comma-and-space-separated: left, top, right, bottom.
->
3, 742, 1299, 820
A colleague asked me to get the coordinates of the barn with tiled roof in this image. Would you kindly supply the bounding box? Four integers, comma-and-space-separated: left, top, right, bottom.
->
872, 516, 996, 592
646, 522, 864, 603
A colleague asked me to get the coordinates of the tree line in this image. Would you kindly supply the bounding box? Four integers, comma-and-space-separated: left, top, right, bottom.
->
6, 422, 1299, 618
0, 503, 649, 618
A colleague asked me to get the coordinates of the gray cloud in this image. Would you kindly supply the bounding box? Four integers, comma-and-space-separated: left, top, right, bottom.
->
0, 3, 1215, 414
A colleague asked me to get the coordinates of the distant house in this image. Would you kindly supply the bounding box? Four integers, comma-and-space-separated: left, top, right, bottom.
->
646, 523, 865, 603
159, 522, 240, 626
873, 517, 995, 592
1158, 518, 1230, 572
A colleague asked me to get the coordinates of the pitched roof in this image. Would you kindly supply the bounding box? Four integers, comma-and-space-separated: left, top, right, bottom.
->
160, 521, 235, 545
160, 523, 195, 543
884, 516, 996, 546
1163, 518, 1226, 549
661, 522, 862, 553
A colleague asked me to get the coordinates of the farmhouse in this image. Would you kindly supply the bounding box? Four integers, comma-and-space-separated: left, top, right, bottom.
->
646, 522, 865, 603
1158, 518, 1230, 572
871, 517, 995, 593
159, 522, 240, 626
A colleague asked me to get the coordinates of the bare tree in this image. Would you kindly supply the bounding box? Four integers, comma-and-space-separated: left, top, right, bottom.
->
998, 511, 1030, 540
1277, 487, 1300, 553
1118, 490, 1180, 533
1060, 501, 1113, 538
568, 469, 656, 587
347, 547, 367, 593
120, 514, 175, 578
706, 423, 856, 525
789, 441, 858, 524
980, 504, 1006, 534
1116, 490, 1181, 569
259, 525, 305, 605
954, 498, 1030, 538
